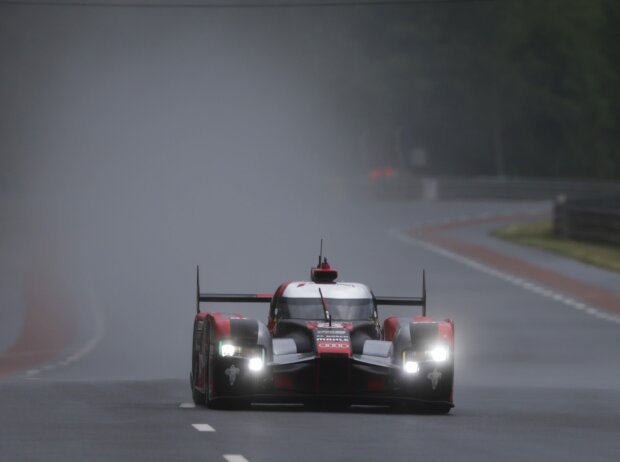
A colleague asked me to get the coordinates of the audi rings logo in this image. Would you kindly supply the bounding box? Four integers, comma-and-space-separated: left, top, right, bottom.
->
318, 342, 349, 349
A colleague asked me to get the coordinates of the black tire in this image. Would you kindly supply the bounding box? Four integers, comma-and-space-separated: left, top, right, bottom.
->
192, 379, 206, 406
205, 325, 217, 409
190, 339, 206, 405
190, 320, 210, 407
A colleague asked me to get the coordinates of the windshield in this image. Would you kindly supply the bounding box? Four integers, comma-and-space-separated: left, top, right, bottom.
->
277, 297, 374, 321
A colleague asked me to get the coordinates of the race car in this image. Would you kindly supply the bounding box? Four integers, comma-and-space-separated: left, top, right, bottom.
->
190, 251, 455, 413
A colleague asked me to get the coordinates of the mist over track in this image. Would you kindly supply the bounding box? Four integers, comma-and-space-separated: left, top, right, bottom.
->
2, 200, 619, 462
1, 6, 619, 462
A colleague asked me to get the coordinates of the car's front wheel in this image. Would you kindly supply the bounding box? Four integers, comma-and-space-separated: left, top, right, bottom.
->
190, 338, 206, 405
191, 377, 206, 406
205, 348, 216, 409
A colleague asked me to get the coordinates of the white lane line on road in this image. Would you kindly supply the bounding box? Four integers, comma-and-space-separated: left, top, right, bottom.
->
389, 227, 620, 326
179, 402, 196, 409
223, 455, 250, 462
192, 423, 216, 432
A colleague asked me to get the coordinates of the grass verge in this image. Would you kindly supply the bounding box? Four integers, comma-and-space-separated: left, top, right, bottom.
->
491, 220, 620, 273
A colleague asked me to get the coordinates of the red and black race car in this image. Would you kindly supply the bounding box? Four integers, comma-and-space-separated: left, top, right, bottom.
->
190, 252, 455, 413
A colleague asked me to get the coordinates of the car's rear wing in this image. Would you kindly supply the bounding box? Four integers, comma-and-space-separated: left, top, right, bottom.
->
196, 266, 271, 313
196, 266, 427, 315
375, 270, 427, 316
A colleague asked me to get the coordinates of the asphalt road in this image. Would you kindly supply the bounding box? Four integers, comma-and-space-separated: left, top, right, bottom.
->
1, 201, 619, 462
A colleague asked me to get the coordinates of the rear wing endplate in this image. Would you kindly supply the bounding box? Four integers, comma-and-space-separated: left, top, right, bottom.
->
374, 270, 427, 316
196, 266, 271, 313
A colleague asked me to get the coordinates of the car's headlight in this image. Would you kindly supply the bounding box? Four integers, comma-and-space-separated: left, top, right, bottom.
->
403, 360, 420, 374
219, 342, 266, 370
427, 345, 449, 362
220, 343, 239, 357
248, 357, 264, 372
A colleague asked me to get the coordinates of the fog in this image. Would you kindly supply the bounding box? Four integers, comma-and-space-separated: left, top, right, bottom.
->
0, 5, 393, 379
2, 7, 619, 462
3, 2, 615, 384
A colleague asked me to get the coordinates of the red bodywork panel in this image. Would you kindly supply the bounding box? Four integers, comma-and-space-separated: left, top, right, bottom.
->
438, 318, 455, 346
210, 312, 232, 341
194, 311, 249, 343
383, 316, 400, 342
316, 341, 351, 357
383, 316, 455, 346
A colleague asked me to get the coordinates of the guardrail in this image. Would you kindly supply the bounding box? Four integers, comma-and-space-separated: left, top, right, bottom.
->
553, 196, 620, 247
351, 174, 620, 201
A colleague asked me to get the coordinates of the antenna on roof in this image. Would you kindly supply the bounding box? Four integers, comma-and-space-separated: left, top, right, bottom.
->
318, 238, 323, 267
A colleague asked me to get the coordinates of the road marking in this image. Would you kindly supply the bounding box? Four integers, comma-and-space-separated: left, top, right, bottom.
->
179, 402, 196, 409
390, 227, 620, 326
192, 423, 216, 432
223, 455, 250, 462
